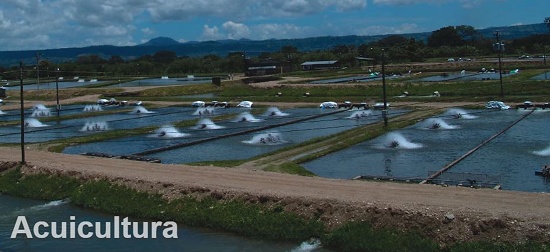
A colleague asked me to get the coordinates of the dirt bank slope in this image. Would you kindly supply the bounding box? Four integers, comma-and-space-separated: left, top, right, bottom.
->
1, 146, 549, 245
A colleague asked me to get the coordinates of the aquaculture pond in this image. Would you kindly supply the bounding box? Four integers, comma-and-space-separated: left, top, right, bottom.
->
0, 105, 239, 143
63, 107, 406, 163
107, 77, 214, 87
3, 80, 104, 91
0, 195, 325, 252
302, 108, 550, 193
413, 71, 518, 82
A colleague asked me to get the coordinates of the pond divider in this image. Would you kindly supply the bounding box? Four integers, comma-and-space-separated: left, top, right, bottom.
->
420, 109, 535, 185
132, 108, 350, 157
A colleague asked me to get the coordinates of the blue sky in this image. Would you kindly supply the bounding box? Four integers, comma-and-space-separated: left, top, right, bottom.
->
0, 0, 547, 51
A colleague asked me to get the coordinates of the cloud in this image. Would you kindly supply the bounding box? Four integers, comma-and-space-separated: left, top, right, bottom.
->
148, 0, 367, 20
201, 21, 313, 41
373, 0, 485, 8
222, 21, 251, 39
201, 25, 223, 40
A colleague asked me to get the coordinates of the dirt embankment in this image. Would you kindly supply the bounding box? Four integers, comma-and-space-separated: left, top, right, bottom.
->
1, 147, 549, 246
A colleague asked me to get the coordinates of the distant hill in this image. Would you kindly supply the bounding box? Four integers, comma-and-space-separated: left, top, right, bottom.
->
138, 37, 180, 47
0, 23, 546, 67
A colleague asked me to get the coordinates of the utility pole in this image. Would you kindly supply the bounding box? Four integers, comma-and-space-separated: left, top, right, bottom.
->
381, 49, 388, 127
19, 62, 26, 164
56, 68, 60, 117
36, 52, 41, 91
494, 31, 504, 97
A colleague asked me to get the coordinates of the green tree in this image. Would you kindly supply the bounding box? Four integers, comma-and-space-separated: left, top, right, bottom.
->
153, 50, 177, 64
427, 26, 464, 47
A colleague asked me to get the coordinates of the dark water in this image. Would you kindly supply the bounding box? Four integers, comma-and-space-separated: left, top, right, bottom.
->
108, 77, 213, 87
3, 80, 104, 91
0, 195, 327, 252
303, 108, 550, 192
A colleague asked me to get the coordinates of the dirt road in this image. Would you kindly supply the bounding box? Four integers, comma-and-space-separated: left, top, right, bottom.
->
1, 146, 549, 245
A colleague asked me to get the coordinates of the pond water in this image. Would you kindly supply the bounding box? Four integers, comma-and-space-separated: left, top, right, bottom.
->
0, 105, 239, 143
531, 71, 550, 80
108, 77, 214, 87
413, 71, 518, 82
302, 108, 550, 192
3, 80, 104, 91
0, 195, 326, 252
63, 108, 404, 163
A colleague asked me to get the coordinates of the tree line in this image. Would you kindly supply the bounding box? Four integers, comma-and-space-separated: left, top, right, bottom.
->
2, 22, 549, 80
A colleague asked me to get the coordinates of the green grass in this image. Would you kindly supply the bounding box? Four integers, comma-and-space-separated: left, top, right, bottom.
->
1, 167, 549, 251
325, 221, 440, 252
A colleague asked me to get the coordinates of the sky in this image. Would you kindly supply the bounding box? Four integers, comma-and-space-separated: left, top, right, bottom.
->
0, 0, 548, 51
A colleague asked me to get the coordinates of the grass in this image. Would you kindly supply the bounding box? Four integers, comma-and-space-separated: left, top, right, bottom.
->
1, 166, 549, 251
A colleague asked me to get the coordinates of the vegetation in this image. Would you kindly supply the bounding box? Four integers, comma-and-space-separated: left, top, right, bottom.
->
2, 22, 549, 81
0, 19, 549, 251
2, 167, 548, 251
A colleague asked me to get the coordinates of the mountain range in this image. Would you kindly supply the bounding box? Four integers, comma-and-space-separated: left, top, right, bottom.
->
0, 23, 547, 67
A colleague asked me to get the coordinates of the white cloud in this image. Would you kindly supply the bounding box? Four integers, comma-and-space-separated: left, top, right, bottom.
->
222, 21, 250, 39
141, 27, 155, 35
201, 25, 223, 40
373, 0, 485, 8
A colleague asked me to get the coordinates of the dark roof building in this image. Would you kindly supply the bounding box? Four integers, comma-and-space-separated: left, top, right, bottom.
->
301, 60, 339, 71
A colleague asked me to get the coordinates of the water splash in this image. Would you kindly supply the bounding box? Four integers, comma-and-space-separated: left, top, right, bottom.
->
421, 118, 459, 130
193, 107, 215, 116
379, 132, 423, 149
234, 112, 262, 122
0, 109, 6, 115
445, 108, 477, 119
31, 104, 51, 117
195, 118, 224, 130
33, 103, 48, 110
533, 144, 550, 156
81, 122, 108, 132
348, 110, 372, 119
131, 106, 154, 114
24, 118, 48, 128
151, 125, 189, 138
263, 107, 289, 117
242, 132, 285, 145
290, 238, 322, 252
83, 104, 103, 112
14, 199, 68, 216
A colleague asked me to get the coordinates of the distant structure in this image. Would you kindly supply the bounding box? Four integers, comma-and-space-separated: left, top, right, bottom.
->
245, 60, 288, 76
301, 60, 339, 71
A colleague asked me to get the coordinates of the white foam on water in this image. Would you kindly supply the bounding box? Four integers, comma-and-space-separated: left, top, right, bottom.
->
242, 132, 285, 145
234, 112, 262, 122
83, 104, 103, 112
24, 118, 48, 127
421, 118, 459, 130
445, 108, 477, 119
151, 125, 189, 138
263, 107, 289, 117
131, 106, 154, 114
533, 144, 550, 156
195, 118, 224, 130
348, 110, 372, 119
378, 132, 423, 149
290, 238, 322, 252
81, 122, 109, 132
193, 107, 215, 116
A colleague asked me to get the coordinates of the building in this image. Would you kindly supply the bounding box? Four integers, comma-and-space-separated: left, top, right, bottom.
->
245, 59, 292, 76
301, 60, 339, 71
